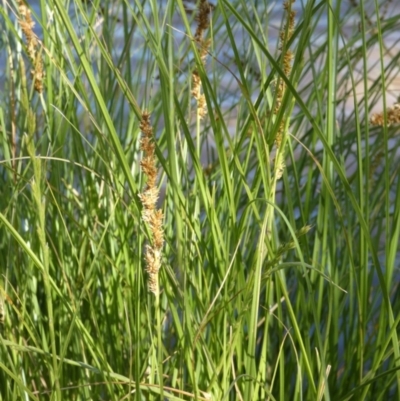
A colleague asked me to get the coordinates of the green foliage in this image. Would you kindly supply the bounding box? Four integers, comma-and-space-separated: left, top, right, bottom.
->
0, 0, 400, 400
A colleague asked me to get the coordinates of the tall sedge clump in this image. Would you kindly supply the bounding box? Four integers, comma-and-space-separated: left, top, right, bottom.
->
139, 111, 164, 295
18, 0, 44, 93
191, 0, 212, 118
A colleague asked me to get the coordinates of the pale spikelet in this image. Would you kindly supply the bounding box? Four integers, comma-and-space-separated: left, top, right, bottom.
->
275, 153, 286, 180
370, 103, 400, 126
191, 70, 207, 118
18, 0, 44, 93
194, 1, 212, 43
281, 1, 296, 46
139, 111, 164, 295
274, 120, 285, 150
18, 1, 37, 60
32, 52, 44, 94
144, 246, 162, 293
282, 50, 294, 76
191, 1, 213, 118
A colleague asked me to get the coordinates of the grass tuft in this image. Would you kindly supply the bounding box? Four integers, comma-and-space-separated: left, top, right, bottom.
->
0, 0, 399, 400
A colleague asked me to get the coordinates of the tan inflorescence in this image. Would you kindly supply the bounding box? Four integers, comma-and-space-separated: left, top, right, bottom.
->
369, 103, 399, 179
370, 103, 400, 127
191, 0, 213, 119
18, 0, 44, 93
274, 0, 296, 149
139, 111, 165, 295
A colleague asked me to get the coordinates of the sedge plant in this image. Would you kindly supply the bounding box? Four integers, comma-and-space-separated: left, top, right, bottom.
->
0, 0, 400, 400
